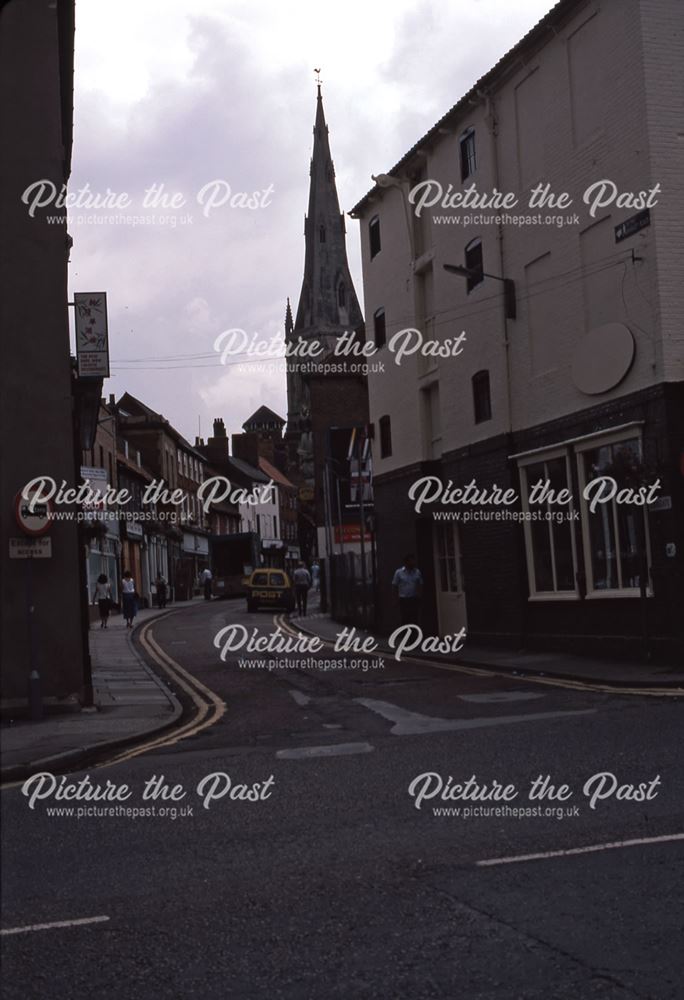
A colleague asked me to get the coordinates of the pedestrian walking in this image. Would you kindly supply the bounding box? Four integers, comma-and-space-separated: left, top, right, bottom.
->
121, 570, 138, 629
200, 566, 213, 601
392, 554, 423, 626
155, 571, 168, 609
292, 561, 312, 616
311, 560, 320, 593
93, 573, 112, 629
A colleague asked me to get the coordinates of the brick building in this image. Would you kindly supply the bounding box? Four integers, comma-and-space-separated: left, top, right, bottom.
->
0, 0, 86, 704
350, 0, 684, 659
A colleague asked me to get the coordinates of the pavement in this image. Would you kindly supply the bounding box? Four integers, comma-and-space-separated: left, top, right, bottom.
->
0, 602, 200, 782
289, 592, 684, 691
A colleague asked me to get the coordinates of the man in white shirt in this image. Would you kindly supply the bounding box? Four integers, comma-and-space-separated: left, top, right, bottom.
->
200, 566, 213, 601
292, 562, 312, 616
392, 554, 424, 626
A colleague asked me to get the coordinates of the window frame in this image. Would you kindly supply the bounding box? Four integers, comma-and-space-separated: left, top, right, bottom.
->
369, 215, 381, 259
575, 428, 653, 599
472, 369, 492, 424
464, 238, 484, 292
379, 415, 392, 459
518, 447, 579, 600
373, 307, 386, 349
459, 126, 477, 181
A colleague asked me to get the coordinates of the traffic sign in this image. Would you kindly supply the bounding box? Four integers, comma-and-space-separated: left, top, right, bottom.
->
9, 537, 52, 559
15, 490, 53, 537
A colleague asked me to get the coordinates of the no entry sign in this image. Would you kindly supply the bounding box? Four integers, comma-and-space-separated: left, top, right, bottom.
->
15, 490, 53, 537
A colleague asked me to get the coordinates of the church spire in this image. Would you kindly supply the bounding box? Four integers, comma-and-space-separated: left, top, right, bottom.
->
285, 297, 293, 338
293, 84, 363, 337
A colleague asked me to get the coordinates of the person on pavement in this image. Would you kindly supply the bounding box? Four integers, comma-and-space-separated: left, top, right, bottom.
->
392, 554, 423, 626
293, 561, 312, 616
311, 560, 320, 593
200, 566, 213, 601
121, 570, 138, 629
155, 572, 168, 609
93, 573, 112, 629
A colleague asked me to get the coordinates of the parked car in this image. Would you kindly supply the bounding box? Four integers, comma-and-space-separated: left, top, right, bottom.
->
245, 568, 295, 612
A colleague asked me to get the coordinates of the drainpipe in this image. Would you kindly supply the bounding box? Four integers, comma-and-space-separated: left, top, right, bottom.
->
481, 89, 524, 648
481, 90, 513, 437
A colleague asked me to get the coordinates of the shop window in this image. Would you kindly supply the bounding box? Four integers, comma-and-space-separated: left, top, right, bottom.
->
519, 453, 577, 597
576, 433, 651, 596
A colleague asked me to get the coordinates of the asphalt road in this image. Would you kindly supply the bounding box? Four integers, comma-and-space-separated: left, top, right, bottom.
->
2, 599, 683, 999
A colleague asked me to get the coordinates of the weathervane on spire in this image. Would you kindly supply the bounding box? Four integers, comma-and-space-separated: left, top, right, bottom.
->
314, 67, 322, 86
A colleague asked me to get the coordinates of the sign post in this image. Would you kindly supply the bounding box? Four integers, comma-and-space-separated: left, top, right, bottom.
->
14, 488, 53, 720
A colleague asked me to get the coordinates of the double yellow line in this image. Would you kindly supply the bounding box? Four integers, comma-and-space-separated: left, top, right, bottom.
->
97, 616, 225, 769
273, 613, 683, 698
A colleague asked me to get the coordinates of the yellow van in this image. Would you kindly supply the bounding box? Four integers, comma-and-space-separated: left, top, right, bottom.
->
245, 568, 295, 613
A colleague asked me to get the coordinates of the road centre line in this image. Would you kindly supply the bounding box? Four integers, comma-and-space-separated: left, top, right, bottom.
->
475, 832, 684, 867
276, 742, 374, 759
1, 915, 110, 936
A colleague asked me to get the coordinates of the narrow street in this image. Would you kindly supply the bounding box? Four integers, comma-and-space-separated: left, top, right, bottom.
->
2, 600, 682, 999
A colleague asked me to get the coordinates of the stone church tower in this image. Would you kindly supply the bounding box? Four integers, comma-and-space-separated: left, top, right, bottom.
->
286, 84, 364, 480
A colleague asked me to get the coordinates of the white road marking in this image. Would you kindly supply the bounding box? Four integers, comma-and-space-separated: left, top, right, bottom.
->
289, 690, 312, 706
354, 697, 595, 736
1, 915, 110, 936
277, 742, 374, 759
459, 691, 545, 704
476, 832, 684, 867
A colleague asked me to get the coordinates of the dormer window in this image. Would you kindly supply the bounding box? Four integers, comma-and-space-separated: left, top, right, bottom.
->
319, 225, 326, 243
338, 283, 346, 307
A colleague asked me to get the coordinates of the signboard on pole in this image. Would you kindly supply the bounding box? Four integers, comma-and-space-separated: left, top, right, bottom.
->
10, 537, 53, 559
75, 292, 110, 378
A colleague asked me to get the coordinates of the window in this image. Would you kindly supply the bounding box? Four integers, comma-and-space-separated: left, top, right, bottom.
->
436, 523, 463, 593
459, 127, 476, 181
379, 415, 392, 458
319, 225, 326, 243
369, 215, 381, 259
422, 383, 442, 459
373, 307, 386, 348
338, 283, 346, 307
464, 238, 483, 291
519, 453, 577, 597
472, 370, 491, 424
576, 433, 651, 596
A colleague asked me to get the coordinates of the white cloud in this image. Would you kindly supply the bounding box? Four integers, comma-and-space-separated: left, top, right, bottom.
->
69, 0, 555, 440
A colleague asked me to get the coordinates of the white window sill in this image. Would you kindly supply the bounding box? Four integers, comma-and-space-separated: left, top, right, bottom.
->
585, 590, 653, 599
528, 592, 580, 602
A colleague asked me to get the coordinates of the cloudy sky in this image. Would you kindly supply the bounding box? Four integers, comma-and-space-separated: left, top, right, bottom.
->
68, 0, 554, 444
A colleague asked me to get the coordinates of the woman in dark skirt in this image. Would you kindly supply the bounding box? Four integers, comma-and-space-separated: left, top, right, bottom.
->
121, 569, 138, 629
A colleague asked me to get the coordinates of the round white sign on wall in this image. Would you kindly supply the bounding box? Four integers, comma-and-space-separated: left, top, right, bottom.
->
571, 323, 635, 395
15, 490, 53, 537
